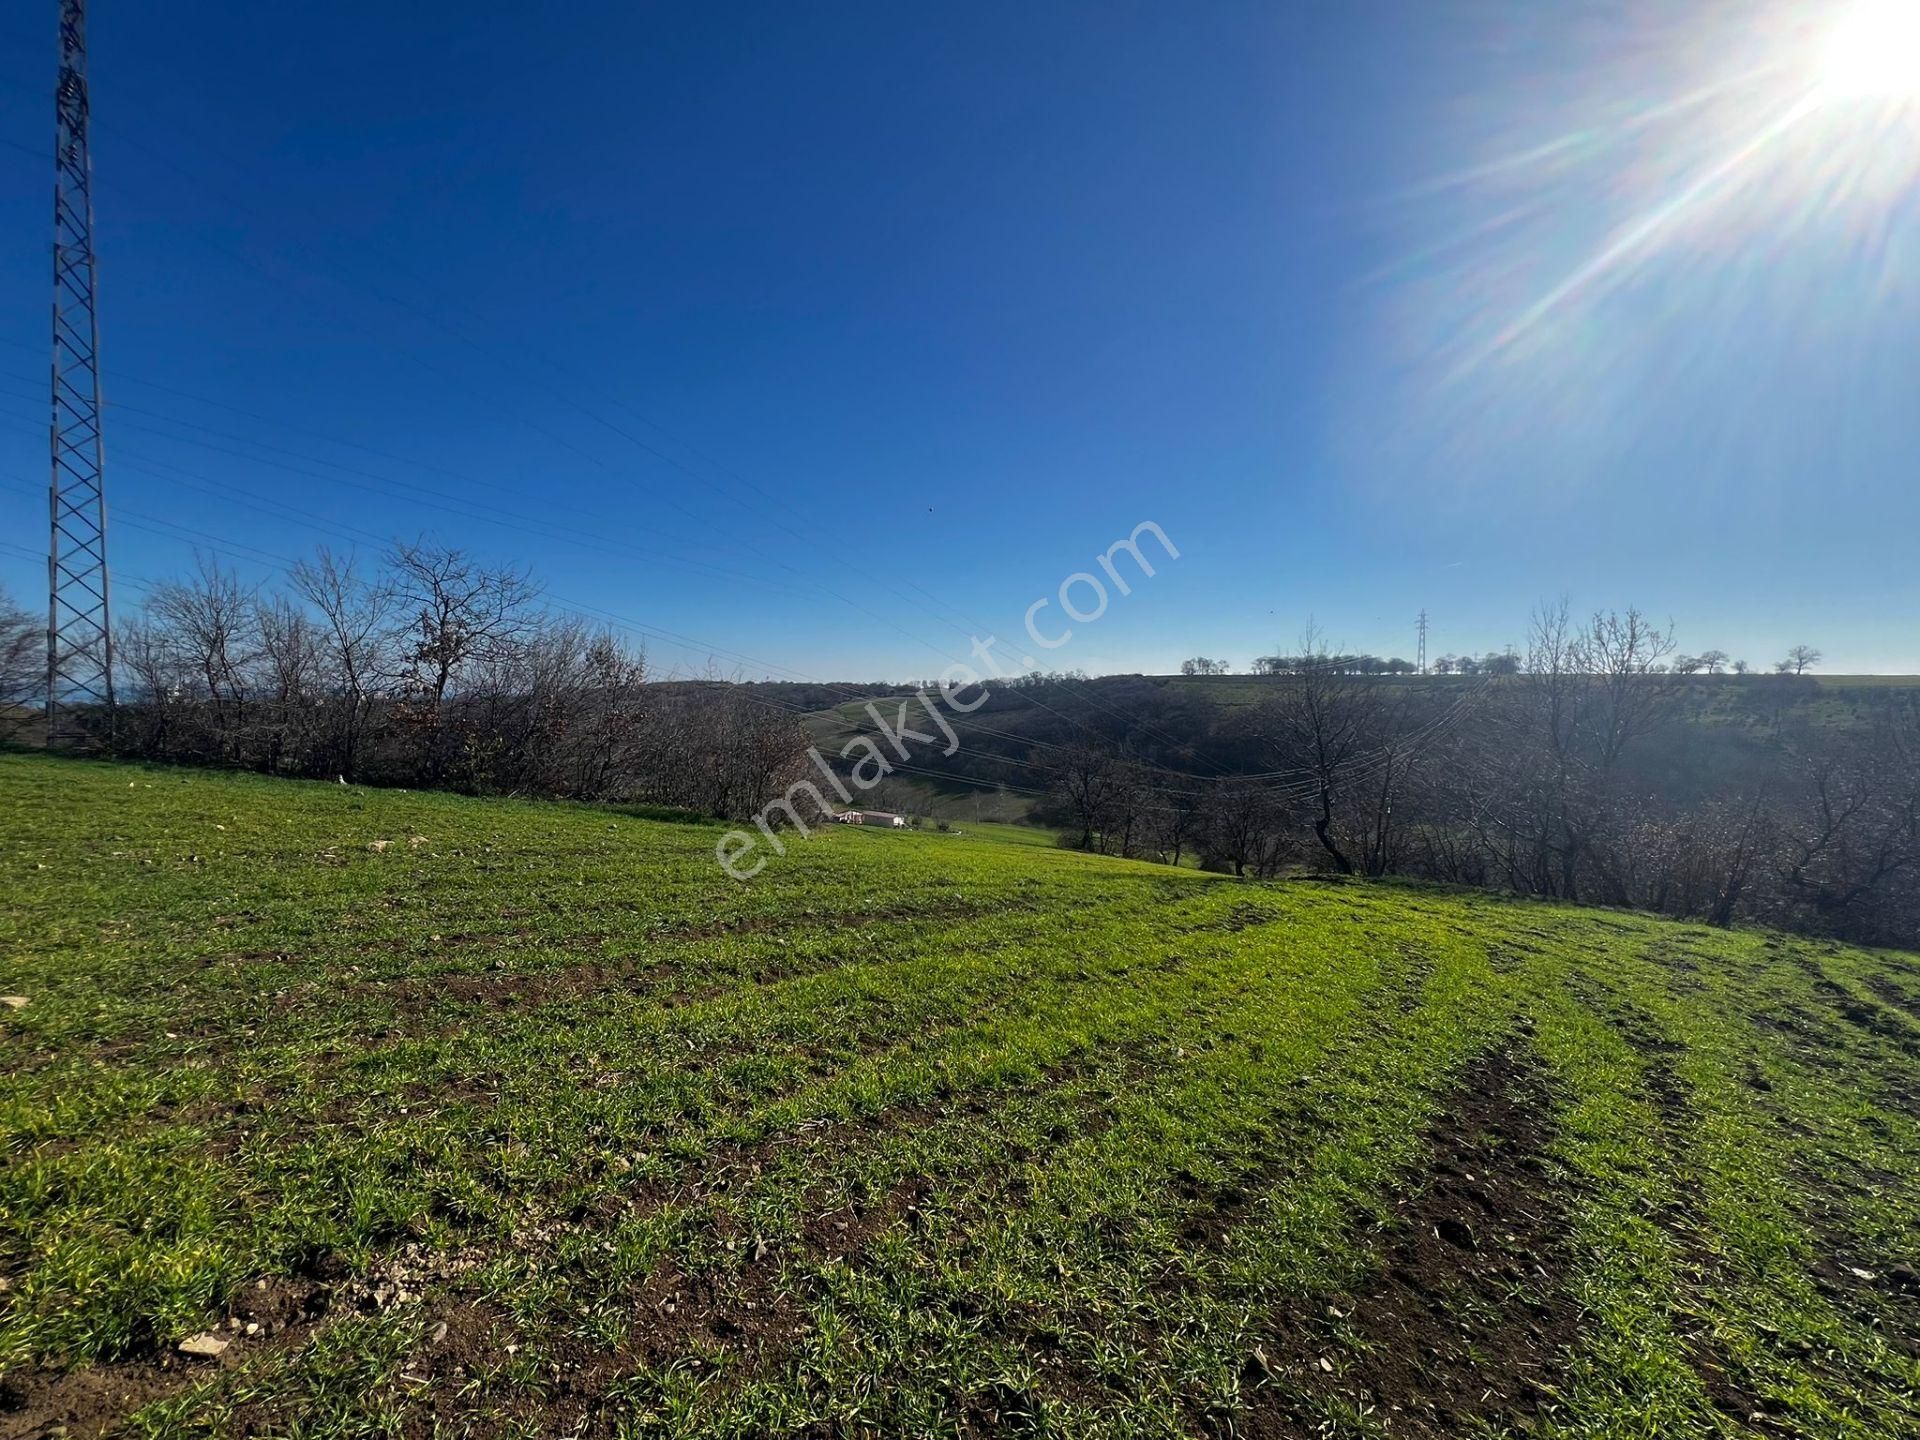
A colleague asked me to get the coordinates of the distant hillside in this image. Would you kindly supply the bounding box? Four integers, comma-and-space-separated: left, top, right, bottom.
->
767, 667, 1920, 947
769, 669, 1920, 820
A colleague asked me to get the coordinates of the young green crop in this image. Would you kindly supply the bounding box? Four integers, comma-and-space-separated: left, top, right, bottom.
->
2, 752, 1916, 1438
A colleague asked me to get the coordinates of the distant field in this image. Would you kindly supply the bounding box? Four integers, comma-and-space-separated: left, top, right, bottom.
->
929, 819, 1061, 849
800, 698, 1041, 826
1164, 670, 1920, 708
3, 753, 1919, 1438
826, 817, 1061, 849
1161, 672, 1486, 709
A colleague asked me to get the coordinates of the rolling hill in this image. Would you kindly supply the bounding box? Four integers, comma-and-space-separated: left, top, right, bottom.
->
2, 752, 1918, 1438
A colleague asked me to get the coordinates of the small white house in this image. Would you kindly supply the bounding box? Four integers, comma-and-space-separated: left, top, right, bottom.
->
838, 810, 908, 828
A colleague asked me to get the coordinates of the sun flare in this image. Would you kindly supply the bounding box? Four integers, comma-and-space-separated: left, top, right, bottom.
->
1818, 0, 1920, 101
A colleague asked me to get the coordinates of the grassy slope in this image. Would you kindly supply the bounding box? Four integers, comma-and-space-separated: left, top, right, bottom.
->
1, 753, 1917, 1439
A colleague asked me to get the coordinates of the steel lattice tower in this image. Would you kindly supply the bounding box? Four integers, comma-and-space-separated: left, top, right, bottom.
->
1416, 609, 1428, 675
47, 0, 113, 747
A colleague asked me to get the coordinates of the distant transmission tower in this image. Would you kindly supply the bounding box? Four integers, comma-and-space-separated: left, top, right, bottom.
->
1416, 609, 1428, 675
47, 0, 113, 747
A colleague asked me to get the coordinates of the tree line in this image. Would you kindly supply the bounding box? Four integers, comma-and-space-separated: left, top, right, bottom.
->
1, 544, 813, 821
4, 563, 1910, 943
1188, 644, 1830, 678
1050, 608, 1915, 946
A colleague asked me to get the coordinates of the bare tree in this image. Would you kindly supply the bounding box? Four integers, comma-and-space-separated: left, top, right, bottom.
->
1406, 731, 1491, 889
147, 557, 262, 757
1255, 627, 1376, 874
1450, 602, 1674, 901
472, 616, 650, 798
1784, 645, 1823, 676
255, 594, 322, 772
1050, 743, 1126, 851
386, 540, 539, 781
1585, 607, 1677, 769
1349, 690, 1432, 878
728, 693, 813, 819
1147, 783, 1206, 866
113, 614, 191, 757
1201, 779, 1288, 877
1704, 794, 1773, 928
1778, 732, 1919, 934
1104, 758, 1155, 857
387, 540, 540, 713
289, 548, 394, 779
0, 586, 38, 737
561, 630, 649, 799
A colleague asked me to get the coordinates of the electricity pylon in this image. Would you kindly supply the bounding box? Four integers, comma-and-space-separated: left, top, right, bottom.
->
47, 0, 114, 747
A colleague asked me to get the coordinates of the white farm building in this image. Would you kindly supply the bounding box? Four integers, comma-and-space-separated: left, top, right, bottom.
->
837, 810, 908, 828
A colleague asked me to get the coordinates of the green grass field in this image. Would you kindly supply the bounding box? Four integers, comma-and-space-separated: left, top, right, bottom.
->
917, 820, 1061, 849
3, 752, 1918, 1439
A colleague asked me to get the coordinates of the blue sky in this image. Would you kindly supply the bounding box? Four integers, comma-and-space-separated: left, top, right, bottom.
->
3, 0, 1916, 678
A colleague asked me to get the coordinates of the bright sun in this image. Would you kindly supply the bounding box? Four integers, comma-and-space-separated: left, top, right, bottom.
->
1819, 0, 1920, 100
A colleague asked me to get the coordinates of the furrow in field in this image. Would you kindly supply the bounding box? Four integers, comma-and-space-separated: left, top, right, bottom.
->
92, 915, 1365, 1437
1541, 926, 1920, 1435
600, 913, 1467, 1437
2, 890, 1242, 1374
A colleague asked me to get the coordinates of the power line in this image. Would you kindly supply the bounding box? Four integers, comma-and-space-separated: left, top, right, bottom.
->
28, 54, 1502, 784
1, 469, 888, 698
1, 102, 1422, 771
25, 109, 1002, 647
3, 142, 1002, 667
0, 109, 1233, 762
14, 451, 1499, 799
0, 380, 1232, 772
17, 439, 1498, 790
0, 400, 837, 605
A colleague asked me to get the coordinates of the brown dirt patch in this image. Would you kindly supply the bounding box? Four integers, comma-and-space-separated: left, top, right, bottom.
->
1865, 976, 1920, 1024
1792, 1165, 1920, 1364
267, 896, 1042, 1039
1753, 1005, 1848, 1072
0, 1360, 184, 1440
374, 1171, 937, 1440
1236, 1046, 1580, 1440
1808, 979, 1917, 1055
0, 1276, 331, 1440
